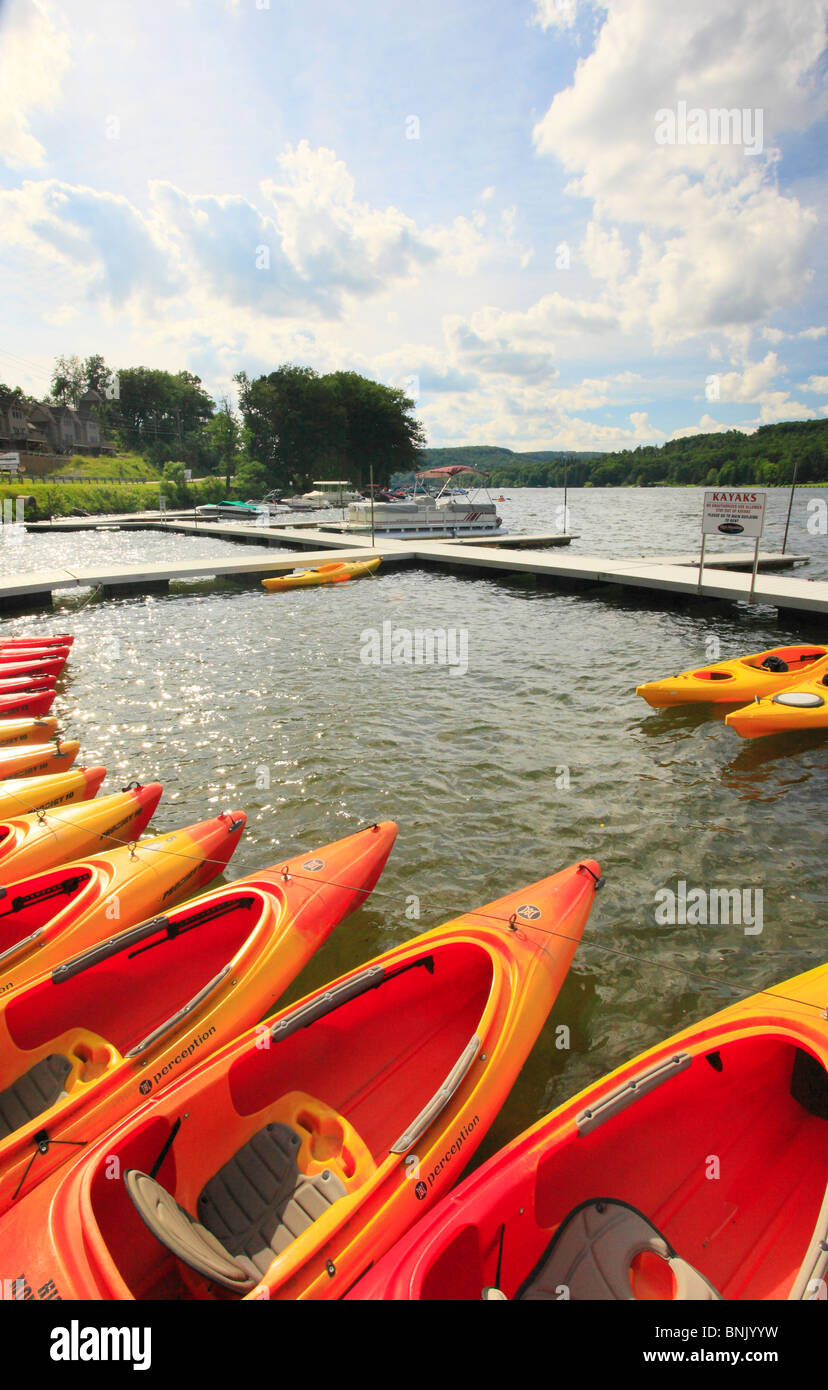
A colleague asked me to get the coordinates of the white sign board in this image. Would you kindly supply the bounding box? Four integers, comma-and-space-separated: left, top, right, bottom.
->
702, 490, 766, 538
0, 452, 20, 474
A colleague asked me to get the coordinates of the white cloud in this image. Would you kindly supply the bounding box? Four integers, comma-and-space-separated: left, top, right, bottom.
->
0, 1, 72, 170
803, 375, 828, 393
533, 0, 827, 344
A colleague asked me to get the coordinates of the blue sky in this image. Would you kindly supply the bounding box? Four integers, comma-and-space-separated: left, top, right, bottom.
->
1, 0, 827, 450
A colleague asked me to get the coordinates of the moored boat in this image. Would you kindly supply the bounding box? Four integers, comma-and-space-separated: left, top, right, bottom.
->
0, 856, 603, 1298
348, 963, 828, 1301
329, 466, 503, 539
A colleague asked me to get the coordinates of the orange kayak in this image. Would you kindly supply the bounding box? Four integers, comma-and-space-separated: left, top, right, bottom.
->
0, 690, 56, 721
350, 962, 828, 1302
637, 643, 827, 708
0, 820, 396, 1215
0, 717, 59, 750
0, 635, 73, 650
0, 809, 245, 998
726, 657, 828, 738
0, 741, 80, 783
0, 782, 162, 884
1, 856, 603, 1299
0, 767, 106, 818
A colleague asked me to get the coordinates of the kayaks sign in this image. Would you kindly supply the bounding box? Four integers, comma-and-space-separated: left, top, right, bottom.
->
702, 491, 766, 538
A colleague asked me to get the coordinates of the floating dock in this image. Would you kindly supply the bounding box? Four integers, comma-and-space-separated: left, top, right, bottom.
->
2, 514, 822, 616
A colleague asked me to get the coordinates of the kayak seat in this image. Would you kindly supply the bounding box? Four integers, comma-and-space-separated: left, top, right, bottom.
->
0, 1053, 72, 1140
125, 1122, 348, 1294
513, 1198, 721, 1301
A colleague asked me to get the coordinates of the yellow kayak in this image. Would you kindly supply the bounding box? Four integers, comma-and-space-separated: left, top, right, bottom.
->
262, 558, 380, 592
637, 643, 827, 708
726, 654, 828, 738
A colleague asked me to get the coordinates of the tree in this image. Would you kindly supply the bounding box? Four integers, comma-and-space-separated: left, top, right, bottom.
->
235, 365, 425, 491
50, 355, 85, 407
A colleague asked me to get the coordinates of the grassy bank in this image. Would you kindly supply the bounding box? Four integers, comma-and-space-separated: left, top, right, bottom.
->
1, 475, 226, 520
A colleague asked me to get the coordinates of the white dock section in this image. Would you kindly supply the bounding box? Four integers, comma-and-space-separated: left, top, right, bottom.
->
3, 512, 823, 615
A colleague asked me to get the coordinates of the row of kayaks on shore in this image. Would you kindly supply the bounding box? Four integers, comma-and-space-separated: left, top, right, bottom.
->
638, 642, 828, 737
0, 633, 824, 1302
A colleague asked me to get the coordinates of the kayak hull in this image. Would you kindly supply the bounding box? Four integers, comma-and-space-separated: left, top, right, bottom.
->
0, 856, 601, 1299
0, 820, 396, 1216
726, 667, 828, 738
0, 636, 74, 650
0, 767, 106, 818
637, 645, 828, 708
0, 691, 56, 721
0, 741, 81, 782
350, 963, 828, 1301
0, 717, 59, 750
0, 657, 67, 682
0, 782, 162, 884
262, 558, 381, 591
0, 810, 246, 998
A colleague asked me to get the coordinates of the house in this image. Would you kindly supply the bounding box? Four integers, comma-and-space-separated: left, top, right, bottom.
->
0, 391, 114, 456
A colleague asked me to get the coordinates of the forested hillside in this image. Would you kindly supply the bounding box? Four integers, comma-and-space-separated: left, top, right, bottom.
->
417, 420, 828, 487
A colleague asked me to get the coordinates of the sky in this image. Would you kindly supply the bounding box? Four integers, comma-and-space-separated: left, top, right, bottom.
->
0, 0, 827, 451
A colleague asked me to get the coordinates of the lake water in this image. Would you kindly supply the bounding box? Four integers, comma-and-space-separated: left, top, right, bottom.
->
0, 485, 825, 1170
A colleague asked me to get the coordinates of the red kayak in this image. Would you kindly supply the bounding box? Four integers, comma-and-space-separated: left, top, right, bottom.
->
0, 658, 66, 682
0, 676, 55, 699
0, 636, 73, 650
0, 647, 69, 667
0, 690, 56, 721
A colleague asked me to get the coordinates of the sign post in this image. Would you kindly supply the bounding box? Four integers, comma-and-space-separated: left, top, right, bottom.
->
699, 491, 767, 601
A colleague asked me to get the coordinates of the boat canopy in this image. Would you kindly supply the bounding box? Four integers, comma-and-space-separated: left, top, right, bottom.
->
415, 465, 490, 480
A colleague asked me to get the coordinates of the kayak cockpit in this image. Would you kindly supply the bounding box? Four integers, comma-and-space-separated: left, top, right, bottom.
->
85, 941, 495, 1298
447, 1034, 828, 1302
0, 866, 95, 966
0, 893, 270, 1159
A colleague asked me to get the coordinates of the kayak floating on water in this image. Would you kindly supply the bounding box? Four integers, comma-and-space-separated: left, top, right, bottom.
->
0, 768, 106, 818
0, 717, 59, 751
637, 644, 828, 708
0, 690, 56, 721
262, 557, 381, 591
0, 636, 73, 651
0, 820, 395, 1214
0, 646, 70, 667
0, 741, 81, 783
349, 962, 828, 1301
726, 657, 828, 738
0, 809, 245, 998
0, 856, 602, 1299
0, 656, 67, 683
0, 782, 162, 884
0, 675, 55, 699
